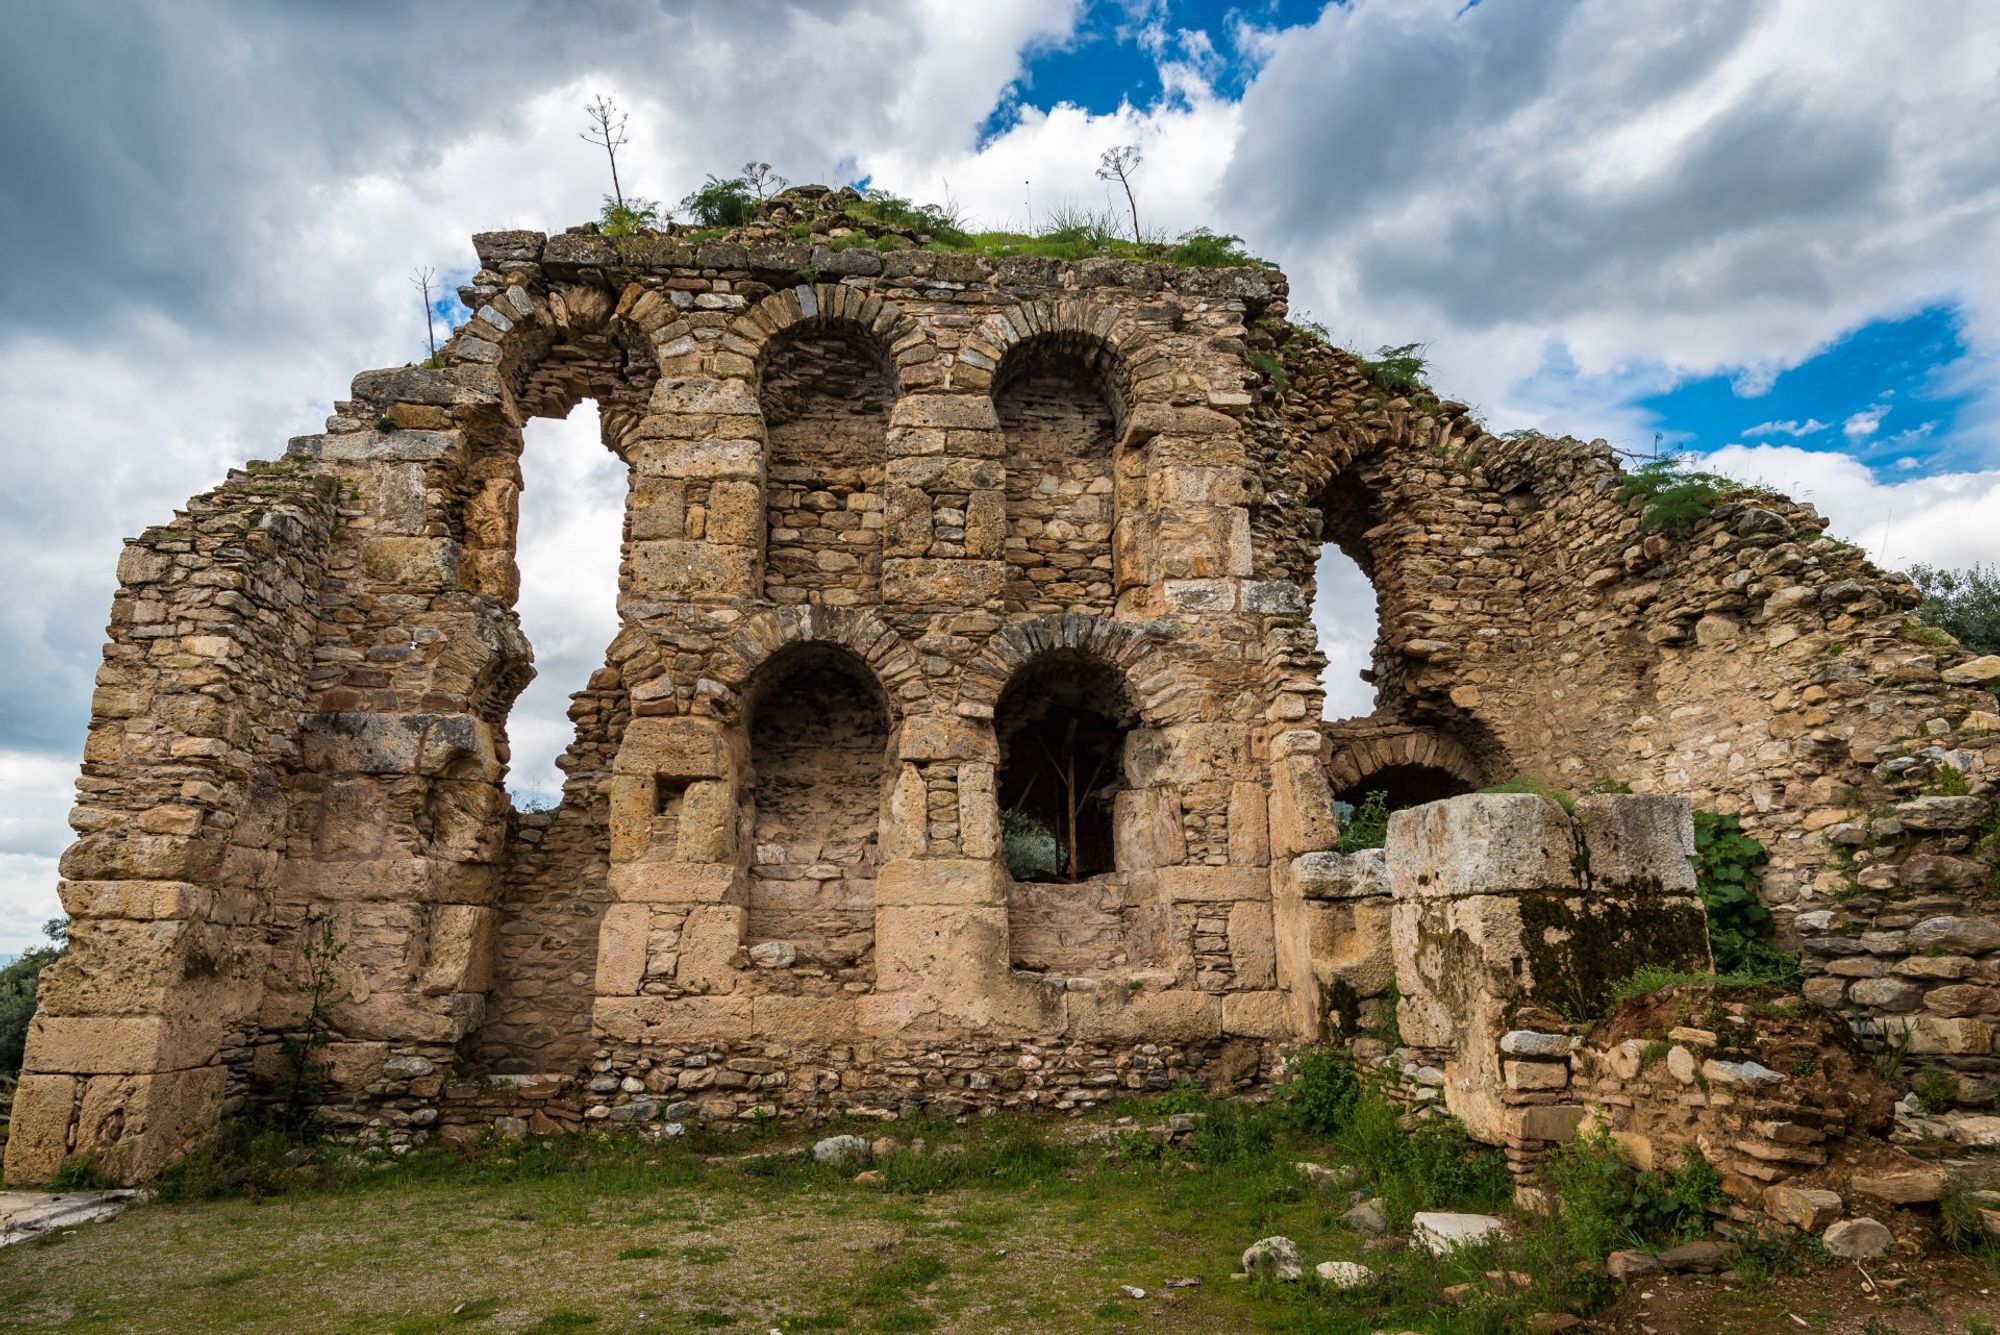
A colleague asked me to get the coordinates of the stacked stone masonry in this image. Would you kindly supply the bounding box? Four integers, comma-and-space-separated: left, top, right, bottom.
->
8, 189, 1998, 1183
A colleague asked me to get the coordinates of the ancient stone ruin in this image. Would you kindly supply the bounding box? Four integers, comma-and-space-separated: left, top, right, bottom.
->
8, 187, 1999, 1191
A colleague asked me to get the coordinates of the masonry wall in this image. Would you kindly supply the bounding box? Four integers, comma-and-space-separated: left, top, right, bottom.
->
1261, 339, 2000, 1115
16, 191, 1998, 1183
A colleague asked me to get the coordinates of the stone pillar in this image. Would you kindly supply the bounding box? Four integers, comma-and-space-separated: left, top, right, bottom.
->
594, 715, 749, 1045
624, 378, 765, 604
1387, 793, 1711, 1150
881, 395, 1006, 610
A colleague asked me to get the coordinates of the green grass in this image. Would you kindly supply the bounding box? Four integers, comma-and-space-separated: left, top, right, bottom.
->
6, 1066, 1981, 1334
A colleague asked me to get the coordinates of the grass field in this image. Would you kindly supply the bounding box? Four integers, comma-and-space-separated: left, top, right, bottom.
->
1, 1069, 1994, 1335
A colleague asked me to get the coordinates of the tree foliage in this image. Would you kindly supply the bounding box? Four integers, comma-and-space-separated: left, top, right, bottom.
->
1, 921, 67, 1077
1909, 562, 2000, 654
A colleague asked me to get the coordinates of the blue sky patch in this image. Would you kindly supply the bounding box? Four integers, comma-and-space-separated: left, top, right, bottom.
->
980, 0, 1326, 143
1639, 305, 1975, 476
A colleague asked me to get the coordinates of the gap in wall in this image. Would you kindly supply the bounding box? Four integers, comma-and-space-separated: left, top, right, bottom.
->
1313, 542, 1378, 719
508, 402, 625, 809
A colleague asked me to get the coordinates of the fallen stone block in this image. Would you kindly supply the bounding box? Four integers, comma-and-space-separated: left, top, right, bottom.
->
1242, 1235, 1302, 1280
1411, 1211, 1506, 1255
1822, 1216, 1893, 1259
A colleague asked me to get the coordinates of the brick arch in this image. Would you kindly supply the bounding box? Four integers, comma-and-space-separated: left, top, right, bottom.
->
967, 300, 1165, 432
698, 606, 931, 722
959, 614, 1191, 723
724, 285, 929, 395
1324, 725, 1486, 798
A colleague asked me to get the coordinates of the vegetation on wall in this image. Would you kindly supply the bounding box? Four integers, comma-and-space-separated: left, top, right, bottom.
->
1692, 809, 1799, 985
1334, 789, 1390, 853
680, 175, 757, 227
1909, 561, 2000, 653
1616, 458, 1741, 534
1356, 342, 1430, 397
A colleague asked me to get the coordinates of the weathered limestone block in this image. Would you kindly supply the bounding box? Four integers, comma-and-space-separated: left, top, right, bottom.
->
875, 857, 1004, 907
1, 1074, 80, 1184
418, 904, 497, 996
594, 904, 650, 996
1114, 787, 1186, 869
1388, 795, 1710, 1146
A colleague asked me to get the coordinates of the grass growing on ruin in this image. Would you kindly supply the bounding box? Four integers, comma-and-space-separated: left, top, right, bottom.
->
0, 1055, 1688, 1335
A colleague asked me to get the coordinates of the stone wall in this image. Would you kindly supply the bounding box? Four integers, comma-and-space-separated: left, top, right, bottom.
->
1259, 337, 2000, 1105
11, 185, 1998, 1182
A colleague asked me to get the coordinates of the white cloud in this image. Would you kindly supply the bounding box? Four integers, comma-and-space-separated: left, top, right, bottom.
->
1742, 418, 1829, 438
1705, 444, 2000, 571
1844, 403, 1891, 439
5, 0, 2000, 953
0, 750, 75, 955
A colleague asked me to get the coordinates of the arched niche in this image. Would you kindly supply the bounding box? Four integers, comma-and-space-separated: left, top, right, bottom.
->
992, 333, 1125, 616
757, 322, 895, 607
742, 643, 895, 973
991, 648, 1166, 975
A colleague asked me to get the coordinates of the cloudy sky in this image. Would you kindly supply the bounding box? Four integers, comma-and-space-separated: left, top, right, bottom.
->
2, 0, 1998, 955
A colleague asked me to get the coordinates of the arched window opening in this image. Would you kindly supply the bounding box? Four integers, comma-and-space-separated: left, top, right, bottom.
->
506, 401, 626, 808
745, 645, 892, 971
1314, 543, 1379, 720
1334, 764, 1475, 817
760, 327, 893, 606
994, 651, 1134, 882
1313, 479, 1386, 722
995, 339, 1120, 616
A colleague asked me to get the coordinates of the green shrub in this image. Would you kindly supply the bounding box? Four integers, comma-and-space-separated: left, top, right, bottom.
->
1544, 1134, 1724, 1266
679, 176, 756, 227
1167, 228, 1254, 267
1329, 1091, 1509, 1226
1188, 1098, 1276, 1165
1914, 1066, 1960, 1115
598, 196, 664, 239
1940, 1174, 2000, 1258
1276, 1047, 1361, 1135
1335, 790, 1389, 853
1693, 810, 1798, 986
1358, 342, 1429, 396
1248, 350, 1286, 389
1616, 459, 1738, 534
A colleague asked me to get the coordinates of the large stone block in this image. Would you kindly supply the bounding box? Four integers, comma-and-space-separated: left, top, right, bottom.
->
71, 1065, 228, 1183
360, 536, 459, 590
1228, 901, 1278, 989
1573, 794, 1697, 895
875, 858, 1006, 907
418, 904, 496, 996
752, 994, 859, 1040
627, 540, 758, 600
614, 716, 731, 778
958, 763, 1000, 859
675, 904, 745, 993
607, 861, 744, 905
594, 904, 651, 996
1222, 989, 1293, 1039
882, 558, 1004, 606
1, 1074, 78, 1185
1158, 866, 1265, 902
22, 1012, 222, 1076
1066, 982, 1221, 1043
1386, 795, 1579, 900
675, 780, 739, 862
58, 880, 210, 922
1114, 787, 1185, 870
